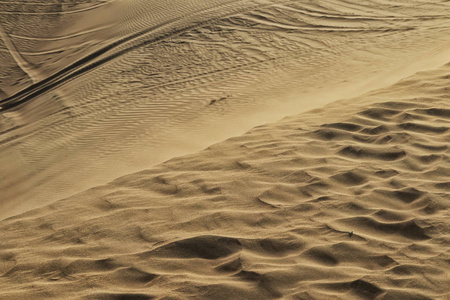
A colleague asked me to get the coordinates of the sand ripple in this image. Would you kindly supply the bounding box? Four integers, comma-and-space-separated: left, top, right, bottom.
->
1, 0, 450, 216
0, 61, 448, 299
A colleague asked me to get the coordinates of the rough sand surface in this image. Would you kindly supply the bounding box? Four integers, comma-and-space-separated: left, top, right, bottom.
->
0, 61, 449, 299
1, 0, 450, 217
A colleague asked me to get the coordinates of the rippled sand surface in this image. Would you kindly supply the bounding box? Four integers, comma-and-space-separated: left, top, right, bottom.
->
2, 0, 450, 216
0, 1, 449, 299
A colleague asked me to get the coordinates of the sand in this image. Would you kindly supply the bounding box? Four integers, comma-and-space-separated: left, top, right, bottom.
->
0, 62, 449, 299
0, 0, 449, 299
2, 0, 450, 217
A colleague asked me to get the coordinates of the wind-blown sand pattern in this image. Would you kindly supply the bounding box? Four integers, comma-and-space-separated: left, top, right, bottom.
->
0, 61, 449, 299
2, 0, 450, 216
0, 0, 449, 299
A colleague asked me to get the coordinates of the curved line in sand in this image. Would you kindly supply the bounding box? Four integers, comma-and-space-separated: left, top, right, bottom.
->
8, 25, 111, 41
0, 22, 42, 83
0, 0, 267, 112
0, 1, 110, 15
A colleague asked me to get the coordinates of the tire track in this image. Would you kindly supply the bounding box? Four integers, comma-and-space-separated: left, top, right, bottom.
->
0, 0, 267, 112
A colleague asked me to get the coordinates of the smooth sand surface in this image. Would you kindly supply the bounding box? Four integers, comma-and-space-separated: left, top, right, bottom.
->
0, 0, 449, 299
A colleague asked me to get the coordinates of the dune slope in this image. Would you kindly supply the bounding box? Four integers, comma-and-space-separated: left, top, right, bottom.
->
1, 0, 450, 217
0, 61, 449, 299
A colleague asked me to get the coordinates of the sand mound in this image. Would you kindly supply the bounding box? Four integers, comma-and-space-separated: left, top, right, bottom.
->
0, 61, 449, 299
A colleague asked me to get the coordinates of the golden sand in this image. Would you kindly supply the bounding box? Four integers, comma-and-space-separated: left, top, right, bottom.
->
0, 1, 449, 299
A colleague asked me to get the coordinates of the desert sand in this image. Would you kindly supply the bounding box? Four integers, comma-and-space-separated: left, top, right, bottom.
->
0, 0, 449, 299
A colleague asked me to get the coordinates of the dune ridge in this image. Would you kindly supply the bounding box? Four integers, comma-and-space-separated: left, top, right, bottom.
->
0, 60, 449, 299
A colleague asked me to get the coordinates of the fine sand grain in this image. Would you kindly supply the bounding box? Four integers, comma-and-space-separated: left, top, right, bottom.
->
0, 0, 450, 299
1, 0, 450, 217
0, 61, 449, 299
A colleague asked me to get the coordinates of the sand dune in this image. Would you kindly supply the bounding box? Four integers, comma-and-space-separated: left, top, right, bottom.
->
1, 0, 450, 217
1, 0, 450, 299
0, 59, 449, 299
